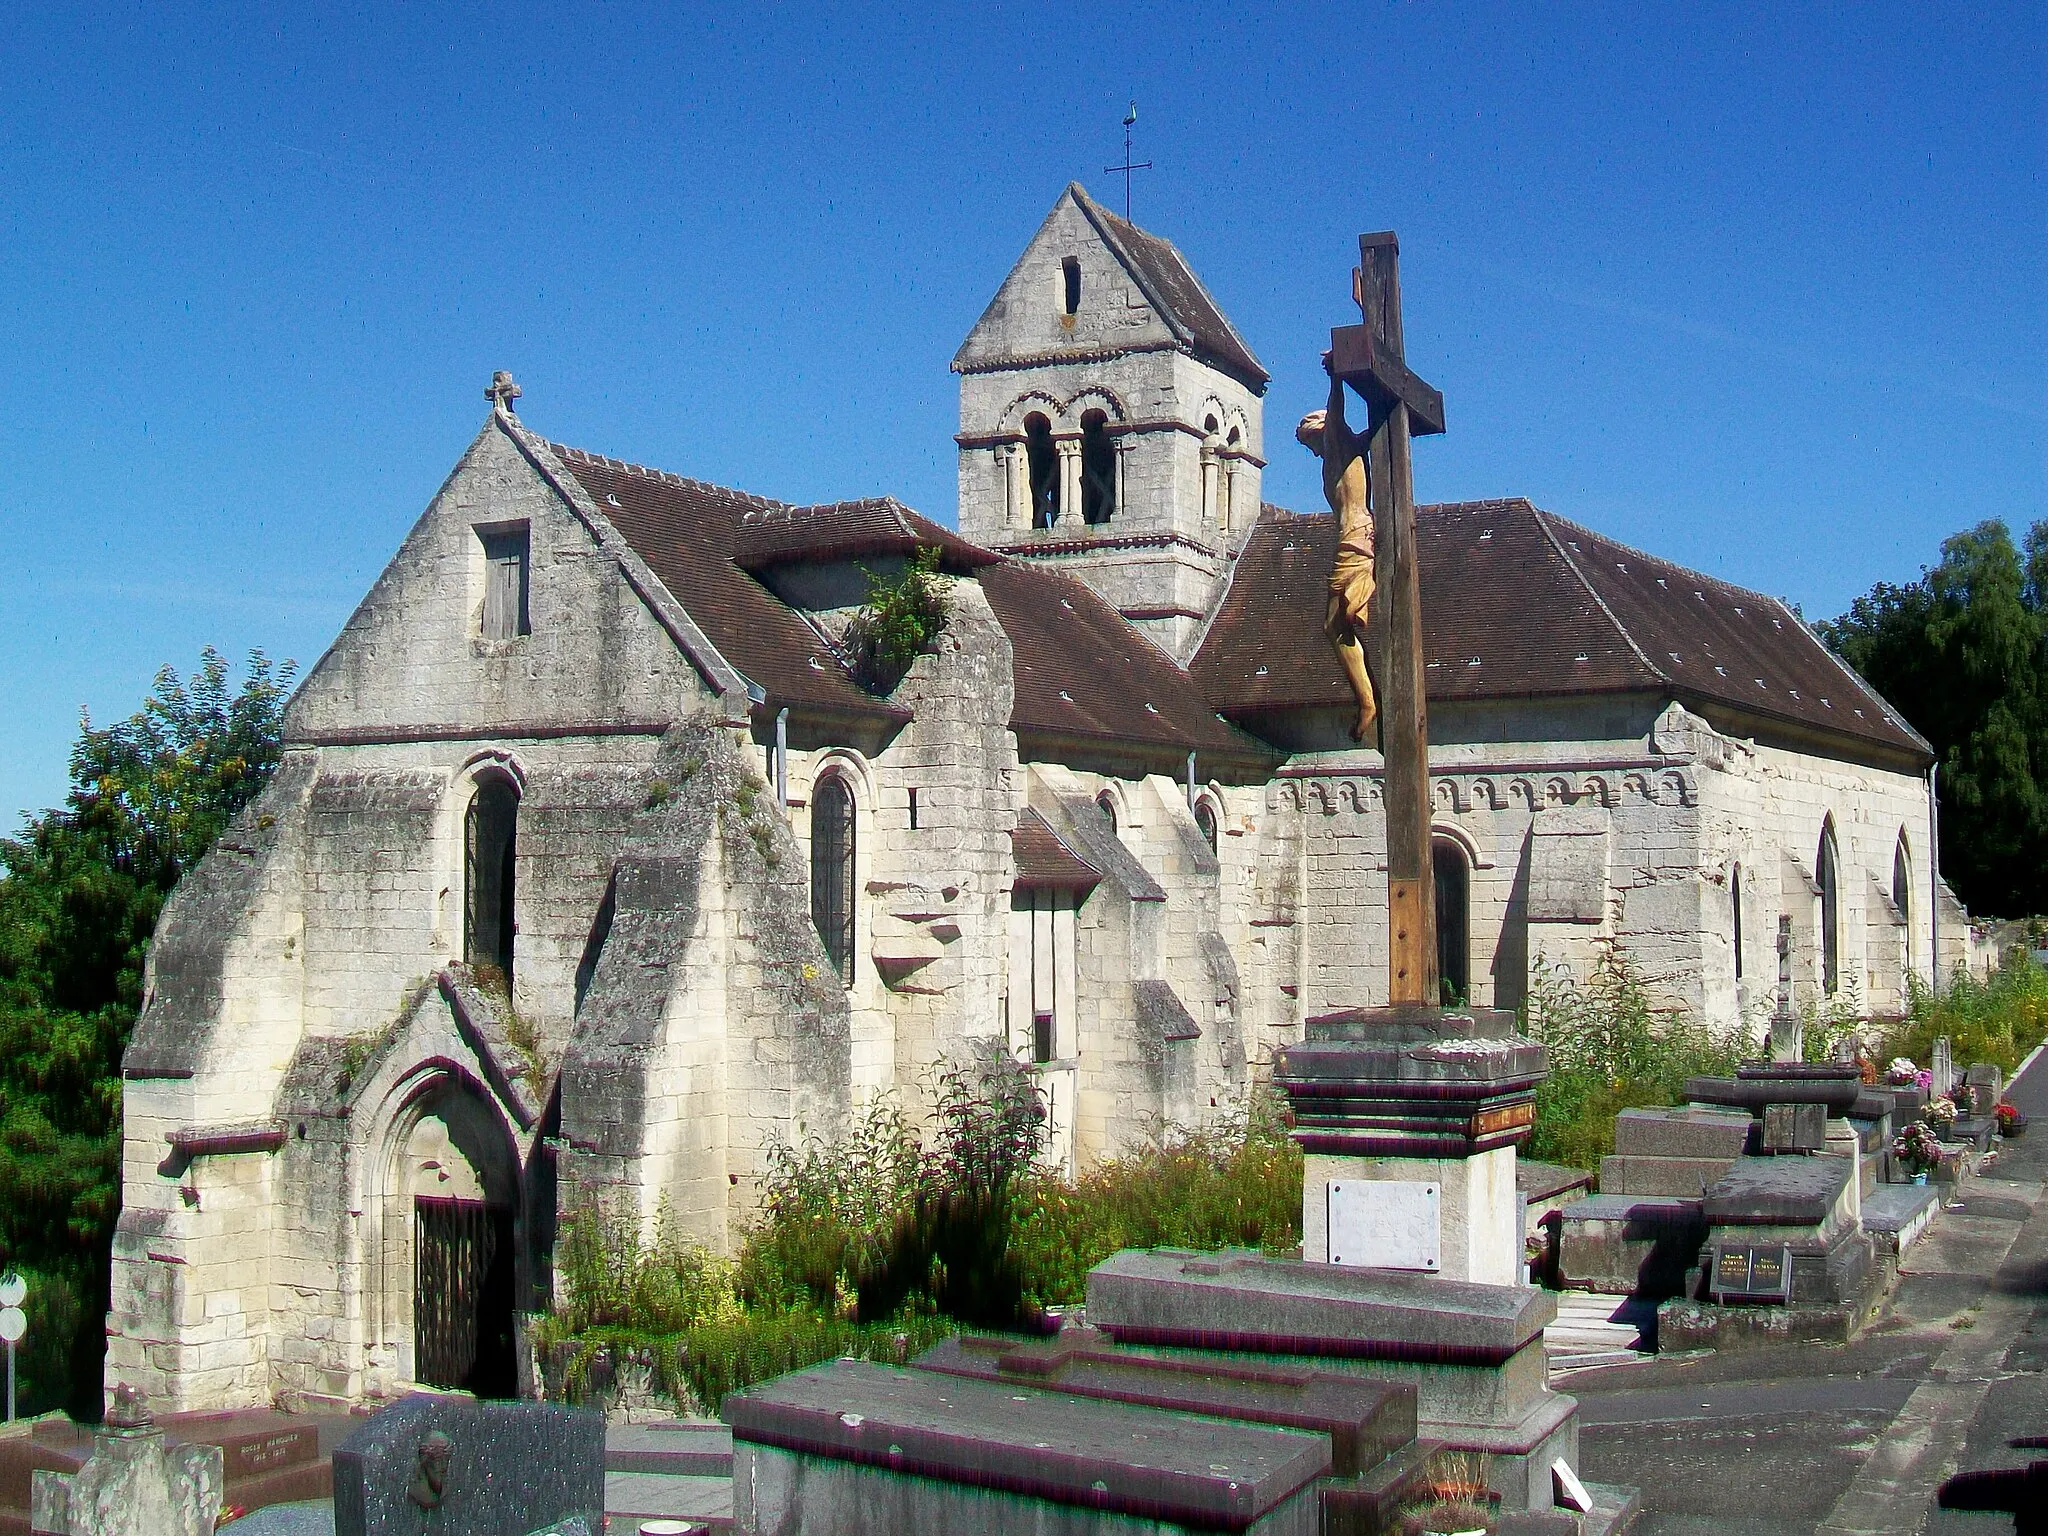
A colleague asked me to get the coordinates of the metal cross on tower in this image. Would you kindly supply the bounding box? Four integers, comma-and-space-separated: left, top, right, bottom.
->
1328, 233, 1447, 1007
1103, 101, 1153, 220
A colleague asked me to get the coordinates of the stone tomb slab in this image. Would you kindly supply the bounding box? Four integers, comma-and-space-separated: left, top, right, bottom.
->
915, 1329, 1418, 1478
726, 1358, 1329, 1535
1555, 1195, 1707, 1299
1083, 1250, 1572, 1512
1595, 1155, 1739, 1199
1702, 1154, 1854, 1232
332, 1395, 604, 1536
1611, 1106, 1753, 1160
1086, 1249, 1551, 1365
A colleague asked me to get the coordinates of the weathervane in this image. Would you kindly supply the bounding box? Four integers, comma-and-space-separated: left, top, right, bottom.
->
1104, 101, 1152, 220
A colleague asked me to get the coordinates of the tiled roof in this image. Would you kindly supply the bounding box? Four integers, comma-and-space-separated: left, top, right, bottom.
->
548, 446, 905, 724
1010, 808, 1104, 890
1071, 184, 1268, 391
976, 558, 1269, 769
1192, 500, 1929, 763
734, 497, 997, 573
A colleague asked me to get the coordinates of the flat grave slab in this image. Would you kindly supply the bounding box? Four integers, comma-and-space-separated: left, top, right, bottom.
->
1611, 1106, 1752, 1160
1085, 1249, 1552, 1365
1702, 1155, 1852, 1229
725, 1357, 1330, 1531
1597, 1154, 1739, 1199
915, 1329, 1417, 1477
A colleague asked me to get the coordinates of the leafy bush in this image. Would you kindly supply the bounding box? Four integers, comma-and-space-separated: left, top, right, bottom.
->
843, 546, 950, 693
1881, 954, 2048, 1076
553, 1197, 741, 1337
1010, 1091, 1302, 1309
1524, 941, 1743, 1172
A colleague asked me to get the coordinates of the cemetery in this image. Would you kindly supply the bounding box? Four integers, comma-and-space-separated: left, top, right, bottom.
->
4, 72, 2031, 1536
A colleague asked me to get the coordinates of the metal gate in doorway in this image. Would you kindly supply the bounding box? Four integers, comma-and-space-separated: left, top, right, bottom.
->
415, 1196, 514, 1394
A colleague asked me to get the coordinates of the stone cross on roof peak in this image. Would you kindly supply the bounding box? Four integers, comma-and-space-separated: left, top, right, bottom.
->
486, 371, 523, 413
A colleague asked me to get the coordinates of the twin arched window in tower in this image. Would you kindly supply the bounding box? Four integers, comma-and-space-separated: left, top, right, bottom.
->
1021, 411, 1118, 530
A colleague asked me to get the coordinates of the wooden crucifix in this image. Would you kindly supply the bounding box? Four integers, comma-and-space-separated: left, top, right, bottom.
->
1331, 233, 1445, 1008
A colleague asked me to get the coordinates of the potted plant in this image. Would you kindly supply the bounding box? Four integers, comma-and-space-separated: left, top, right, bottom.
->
1995, 1101, 2028, 1139
1926, 1095, 1959, 1133
1894, 1121, 1942, 1184
1886, 1057, 1919, 1087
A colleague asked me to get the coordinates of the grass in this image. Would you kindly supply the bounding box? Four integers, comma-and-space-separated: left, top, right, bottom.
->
1879, 954, 2048, 1078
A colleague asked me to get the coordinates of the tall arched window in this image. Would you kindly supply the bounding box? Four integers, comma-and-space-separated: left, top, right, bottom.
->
811, 775, 857, 986
1433, 836, 1470, 1006
1080, 410, 1116, 524
1731, 862, 1745, 981
1194, 797, 1219, 854
1893, 835, 1911, 929
1024, 414, 1058, 529
1817, 818, 1841, 996
465, 776, 519, 984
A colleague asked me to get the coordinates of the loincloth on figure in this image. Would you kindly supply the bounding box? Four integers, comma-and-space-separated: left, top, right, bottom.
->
1327, 522, 1376, 628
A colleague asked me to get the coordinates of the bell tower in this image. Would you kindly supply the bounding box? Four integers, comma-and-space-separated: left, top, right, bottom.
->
953, 183, 1268, 660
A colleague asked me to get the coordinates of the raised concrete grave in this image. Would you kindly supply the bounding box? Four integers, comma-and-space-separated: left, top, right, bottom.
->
727, 1358, 1330, 1535
1083, 1249, 1573, 1513
1556, 1195, 1707, 1299
1609, 1107, 1752, 1161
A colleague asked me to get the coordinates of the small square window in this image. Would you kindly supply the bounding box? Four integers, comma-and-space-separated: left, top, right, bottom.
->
480, 527, 530, 640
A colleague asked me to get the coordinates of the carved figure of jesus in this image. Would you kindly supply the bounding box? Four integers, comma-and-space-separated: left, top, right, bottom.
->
1296, 356, 1377, 742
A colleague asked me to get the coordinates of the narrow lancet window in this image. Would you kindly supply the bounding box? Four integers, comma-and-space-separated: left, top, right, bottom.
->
1818, 819, 1840, 996
811, 775, 856, 986
1433, 837, 1470, 1006
465, 777, 519, 984
480, 527, 530, 640
1061, 256, 1081, 318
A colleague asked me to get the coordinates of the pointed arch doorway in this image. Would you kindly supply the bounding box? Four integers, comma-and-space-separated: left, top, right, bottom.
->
403, 1083, 520, 1397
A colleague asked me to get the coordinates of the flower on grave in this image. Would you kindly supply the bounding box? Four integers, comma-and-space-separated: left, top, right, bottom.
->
1916, 1069, 1933, 1091
1893, 1120, 1942, 1173
1886, 1057, 1919, 1085
1995, 1102, 2025, 1133
1926, 1095, 1958, 1127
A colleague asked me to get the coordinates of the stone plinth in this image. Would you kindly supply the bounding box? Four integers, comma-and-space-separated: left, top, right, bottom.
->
1276, 1007, 1545, 1287
1083, 1249, 1572, 1512
1683, 1063, 1863, 1116
726, 1358, 1330, 1536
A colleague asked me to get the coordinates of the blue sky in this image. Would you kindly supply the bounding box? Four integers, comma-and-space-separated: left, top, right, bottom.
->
1, 2, 2040, 829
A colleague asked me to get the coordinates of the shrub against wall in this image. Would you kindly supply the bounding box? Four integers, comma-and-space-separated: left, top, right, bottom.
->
1882, 955, 2048, 1077
1523, 941, 1743, 1171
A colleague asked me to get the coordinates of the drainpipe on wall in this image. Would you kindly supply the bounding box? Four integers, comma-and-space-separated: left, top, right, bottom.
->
775, 708, 789, 808
1928, 760, 1941, 994
1186, 752, 1197, 811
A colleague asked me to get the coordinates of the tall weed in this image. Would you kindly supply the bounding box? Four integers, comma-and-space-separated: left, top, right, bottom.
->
1882, 954, 2048, 1075
1524, 940, 1743, 1171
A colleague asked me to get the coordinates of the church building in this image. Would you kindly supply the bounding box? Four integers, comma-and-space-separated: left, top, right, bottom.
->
110, 184, 1962, 1412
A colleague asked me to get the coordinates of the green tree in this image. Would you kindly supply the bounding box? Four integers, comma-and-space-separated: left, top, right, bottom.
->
0, 648, 293, 1416
1821, 520, 2048, 917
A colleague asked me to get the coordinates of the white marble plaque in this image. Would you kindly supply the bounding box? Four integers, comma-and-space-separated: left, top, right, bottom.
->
1327, 1179, 1440, 1272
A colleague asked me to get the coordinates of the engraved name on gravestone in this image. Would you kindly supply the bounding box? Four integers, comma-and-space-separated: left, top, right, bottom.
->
1710, 1244, 1791, 1303
1762, 1102, 1827, 1154
1327, 1180, 1440, 1272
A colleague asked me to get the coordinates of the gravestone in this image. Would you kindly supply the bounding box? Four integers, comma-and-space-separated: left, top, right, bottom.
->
331, 1395, 604, 1536
1963, 1062, 2003, 1117
1932, 1036, 1955, 1098
29, 1387, 222, 1536
728, 1358, 1332, 1536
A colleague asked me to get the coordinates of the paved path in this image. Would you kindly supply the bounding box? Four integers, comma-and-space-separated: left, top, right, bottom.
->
1571, 1048, 2048, 1535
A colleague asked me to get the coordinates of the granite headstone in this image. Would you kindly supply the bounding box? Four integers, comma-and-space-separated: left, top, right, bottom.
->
331, 1396, 604, 1536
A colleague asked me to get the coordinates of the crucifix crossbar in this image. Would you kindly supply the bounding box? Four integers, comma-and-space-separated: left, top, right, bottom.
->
1330, 232, 1444, 1008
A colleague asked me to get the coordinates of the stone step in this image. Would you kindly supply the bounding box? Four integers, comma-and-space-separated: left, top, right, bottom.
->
606, 1420, 734, 1478
1598, 1154, 1739, 1198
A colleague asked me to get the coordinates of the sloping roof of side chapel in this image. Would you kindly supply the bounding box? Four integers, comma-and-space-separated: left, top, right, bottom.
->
539, 436, 1266, 770
1192, 500, 1931, 765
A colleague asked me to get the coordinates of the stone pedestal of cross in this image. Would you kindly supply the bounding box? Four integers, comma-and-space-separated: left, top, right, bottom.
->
1275, 233, 1549, 1291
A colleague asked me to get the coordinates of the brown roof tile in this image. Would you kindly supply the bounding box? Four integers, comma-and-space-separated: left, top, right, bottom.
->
1010, 807, 1104, 890
976, 558, 1271, 770
734, 497, 997, 573
1193, 500, 1929, 763
547, 446, 905, 724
